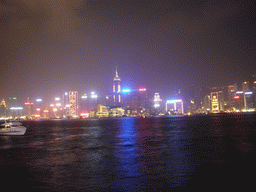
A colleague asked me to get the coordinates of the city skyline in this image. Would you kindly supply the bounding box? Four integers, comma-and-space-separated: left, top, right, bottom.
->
1, 0, 256, 102
0, 65, 256, 119
1, 2, 256, 191
0, 67, 255, 106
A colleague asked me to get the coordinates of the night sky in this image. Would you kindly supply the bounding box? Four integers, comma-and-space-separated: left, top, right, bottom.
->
1, 0, 256, 103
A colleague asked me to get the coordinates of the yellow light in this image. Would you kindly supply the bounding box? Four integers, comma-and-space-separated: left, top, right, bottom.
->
53, 108, 57, 112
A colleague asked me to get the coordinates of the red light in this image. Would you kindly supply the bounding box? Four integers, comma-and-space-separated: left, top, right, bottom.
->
234, 96, 240, 99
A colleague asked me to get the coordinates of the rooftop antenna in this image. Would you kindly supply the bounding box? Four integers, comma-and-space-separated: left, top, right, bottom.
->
115, 65, 118, 77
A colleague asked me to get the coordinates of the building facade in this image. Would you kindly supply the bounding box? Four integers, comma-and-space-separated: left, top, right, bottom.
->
69, 91, 78, 117
113, 67, 122, 106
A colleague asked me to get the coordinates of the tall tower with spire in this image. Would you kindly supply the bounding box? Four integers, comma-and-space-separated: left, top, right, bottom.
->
113, 66, 121, 106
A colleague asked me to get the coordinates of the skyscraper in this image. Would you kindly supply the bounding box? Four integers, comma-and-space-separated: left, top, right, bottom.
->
228, 83, 238, 100
113, 67, 121, 106
242, 82, 250, 92
0, 99, 7, 117
210, 92, 219, 113
69, 91, 78, 117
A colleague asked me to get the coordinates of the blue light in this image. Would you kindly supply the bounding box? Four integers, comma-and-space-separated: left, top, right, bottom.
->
122, 89, 131, 93
166, 99, 182, 103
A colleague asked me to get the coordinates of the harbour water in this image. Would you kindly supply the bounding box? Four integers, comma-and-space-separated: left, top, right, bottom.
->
0, 114, 256, 191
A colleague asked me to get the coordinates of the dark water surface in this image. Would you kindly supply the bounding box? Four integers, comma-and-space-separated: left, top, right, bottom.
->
1, 114, 256, 191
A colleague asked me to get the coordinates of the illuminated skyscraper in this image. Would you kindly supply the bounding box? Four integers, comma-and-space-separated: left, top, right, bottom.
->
242, 81, 250, 92
210, 92, 219, 113
0, 99, 6, 108
63, 92, 69, 117
80, 92, 98, 113
0, 99, 7, 116
113, 67, 121, 106
24, 97, 34, 118
154, 93, 162, 108
166, 99, 184, 114
69, 91, 78, 117
228, 83, 238, 100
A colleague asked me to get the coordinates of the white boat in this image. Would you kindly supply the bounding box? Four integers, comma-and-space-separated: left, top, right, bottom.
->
0, 121, 27, 136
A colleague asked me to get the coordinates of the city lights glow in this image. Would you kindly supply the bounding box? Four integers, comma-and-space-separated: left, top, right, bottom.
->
166, 99, 182, 103
43, 110, 49, 113
36, 99, 42, 102
80, 113, 90, 117
56, 103, 61, 107
55, 97, 60, 101
236, 91, 243, 94
10, 107, 23, 110
154, 103, 160, 108
91, 94, 98, 98
245, 92, 253, 95
81, 95, 88, 99
234, 96, 240, 99
122, 89, 131, 93
166, 99, 184, 114
139, 88, 146, 92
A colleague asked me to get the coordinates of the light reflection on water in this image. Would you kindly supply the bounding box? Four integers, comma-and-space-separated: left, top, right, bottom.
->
0, 115, 256, 191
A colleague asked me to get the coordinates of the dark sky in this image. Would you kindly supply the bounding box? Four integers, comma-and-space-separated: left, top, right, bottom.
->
1, 0, 256, 103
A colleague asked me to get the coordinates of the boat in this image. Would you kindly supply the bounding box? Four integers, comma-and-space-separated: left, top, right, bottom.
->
0, 121, 27, 136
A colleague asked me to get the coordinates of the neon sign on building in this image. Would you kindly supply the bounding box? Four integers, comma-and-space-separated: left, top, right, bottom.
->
166, 99, 184, 114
